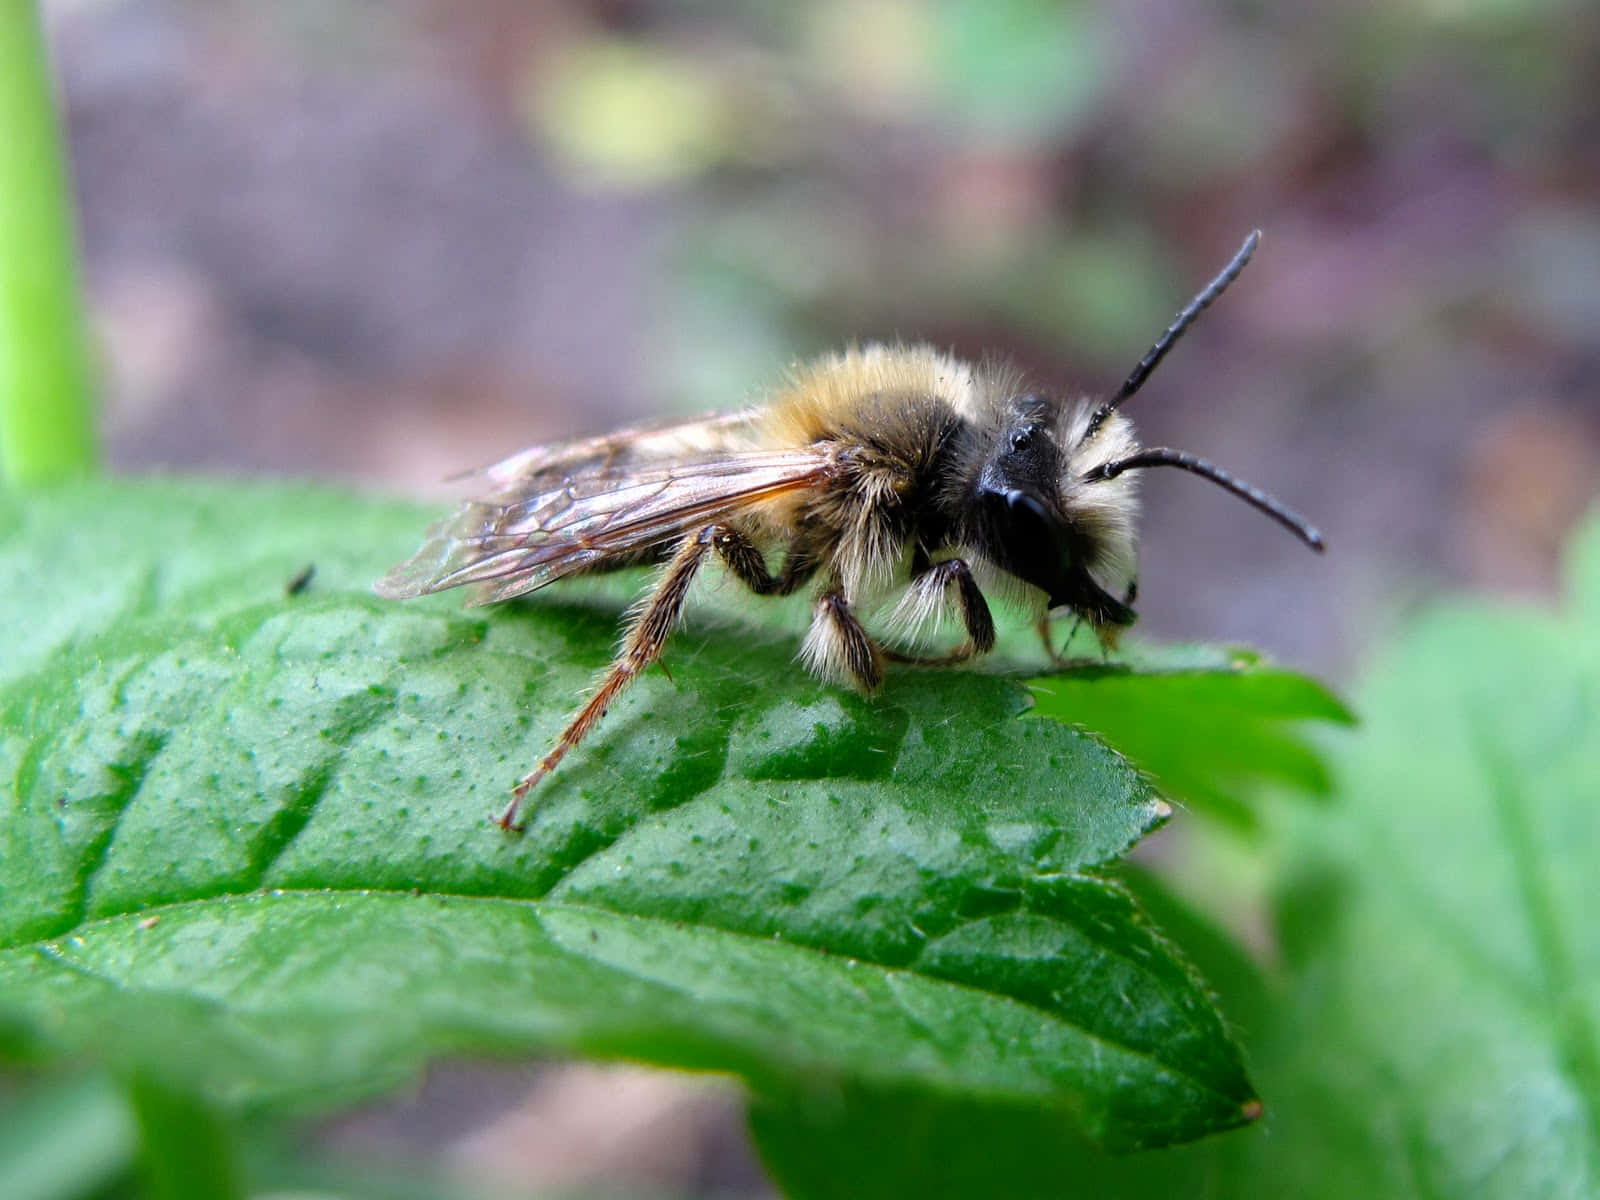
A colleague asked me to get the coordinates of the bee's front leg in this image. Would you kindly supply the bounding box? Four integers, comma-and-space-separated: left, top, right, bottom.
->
882, 558, 996, 667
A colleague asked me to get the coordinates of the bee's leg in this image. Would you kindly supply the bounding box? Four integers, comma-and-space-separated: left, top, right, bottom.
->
1035, 613, 1063, 664
712, 525, 817, 596
498, 526, 714, 832
882, 558, 996, 667
1038, 613, 1091, 664
800, 591, 885, 693
1095, 580, 1138, 662
1065, 615, 1086, 655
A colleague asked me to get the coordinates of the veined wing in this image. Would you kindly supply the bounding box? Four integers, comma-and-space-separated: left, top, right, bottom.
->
376, 447, 834, 605
458, 409, 763, 504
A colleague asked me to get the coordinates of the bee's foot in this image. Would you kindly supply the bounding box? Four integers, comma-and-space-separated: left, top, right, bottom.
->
494, 786, 534, 834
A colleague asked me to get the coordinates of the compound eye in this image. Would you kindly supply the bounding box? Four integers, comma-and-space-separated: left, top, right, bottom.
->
989, 489, 1079, 610
1003, 489, 1071, 567
980, 488, 1131, 626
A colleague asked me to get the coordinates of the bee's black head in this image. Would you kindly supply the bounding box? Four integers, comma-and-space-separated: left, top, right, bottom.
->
971, 396, 1137, 628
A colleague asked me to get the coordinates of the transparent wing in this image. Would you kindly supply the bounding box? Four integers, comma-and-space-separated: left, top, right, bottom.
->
457, 409, 764, 504
376, 446, 833, 605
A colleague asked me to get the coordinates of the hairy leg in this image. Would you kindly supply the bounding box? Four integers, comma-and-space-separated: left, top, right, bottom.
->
499, 526, 714, 831
881, 557, 997, 667
711, 524, 816, 596
800, 590, 884, 692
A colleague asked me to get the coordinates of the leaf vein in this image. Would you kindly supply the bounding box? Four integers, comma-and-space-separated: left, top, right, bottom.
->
248, 688, 401, 887
70, 728, 169, 928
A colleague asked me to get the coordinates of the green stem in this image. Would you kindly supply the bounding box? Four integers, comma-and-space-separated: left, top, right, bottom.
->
0, 0, 97, 484
125, 1075, 246, 1200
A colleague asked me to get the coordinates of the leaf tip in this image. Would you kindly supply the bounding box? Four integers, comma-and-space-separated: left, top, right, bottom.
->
1240, 1097, 1264, 1123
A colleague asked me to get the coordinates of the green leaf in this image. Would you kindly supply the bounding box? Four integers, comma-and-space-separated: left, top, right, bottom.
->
0, 479, 1256, 1157
1247, 514, 1600, 1198
0, 1074, 136, 1200
747, 866, 1281, 1200
1027, 647, 1353, 828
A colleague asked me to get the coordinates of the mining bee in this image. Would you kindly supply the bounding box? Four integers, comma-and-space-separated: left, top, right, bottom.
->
378, 231, 1321, 830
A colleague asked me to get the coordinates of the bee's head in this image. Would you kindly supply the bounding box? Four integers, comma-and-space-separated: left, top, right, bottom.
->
972, 394, 1140, 637
973, 231, 1323, 642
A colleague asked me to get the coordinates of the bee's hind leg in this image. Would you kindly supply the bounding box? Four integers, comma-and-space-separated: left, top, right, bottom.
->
882, 558, 996, 667
499, 526, 714, 832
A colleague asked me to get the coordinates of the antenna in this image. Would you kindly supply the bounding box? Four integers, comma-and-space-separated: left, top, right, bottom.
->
1084, 447, 1324, 552
1082, 230, 1262, 440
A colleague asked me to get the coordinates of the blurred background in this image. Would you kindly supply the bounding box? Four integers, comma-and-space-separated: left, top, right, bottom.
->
41, 0, 1599, 1193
